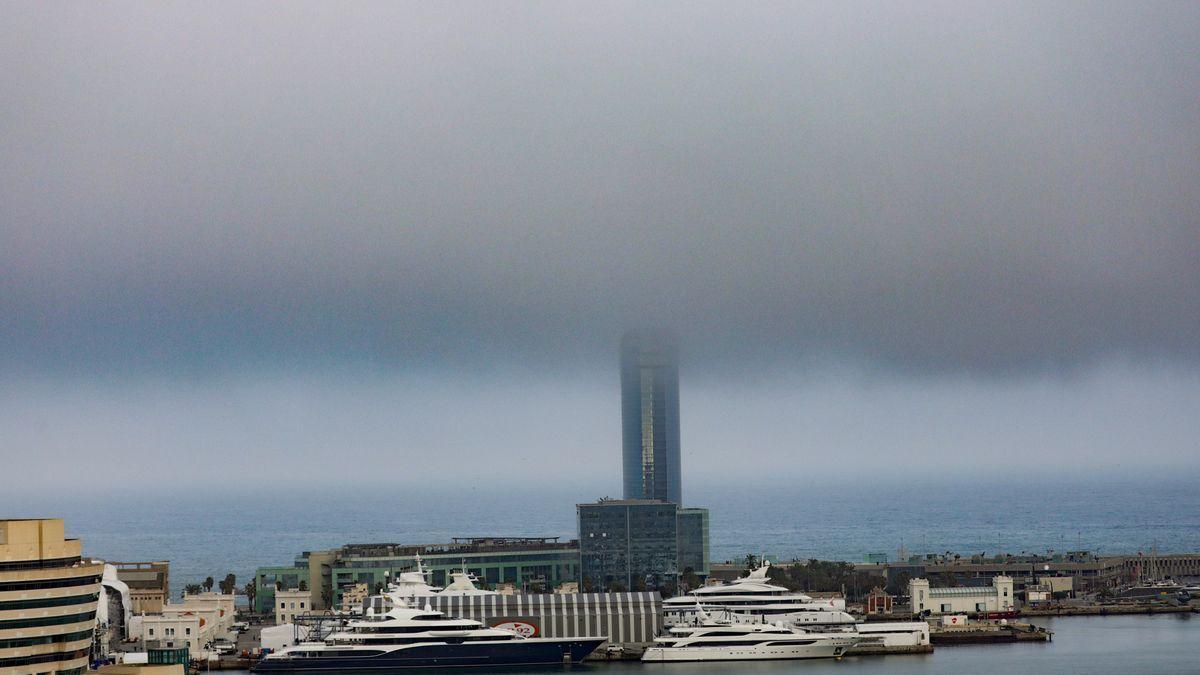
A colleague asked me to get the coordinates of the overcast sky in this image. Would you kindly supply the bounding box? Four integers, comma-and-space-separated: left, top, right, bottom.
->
2, 2, 1198, 492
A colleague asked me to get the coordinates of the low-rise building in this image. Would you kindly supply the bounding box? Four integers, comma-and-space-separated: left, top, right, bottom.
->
112, 562, 170, 613
179, 592, 235, 635
910, 575, 1014, 615
864, 587, 893, 614
275, 589, 311, 625
339, 583, 369, 613
136, 613, 204, 655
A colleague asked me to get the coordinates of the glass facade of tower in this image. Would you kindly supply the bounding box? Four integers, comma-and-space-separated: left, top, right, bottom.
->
620, 332, 682, 505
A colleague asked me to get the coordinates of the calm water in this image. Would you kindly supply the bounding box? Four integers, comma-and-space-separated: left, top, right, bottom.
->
3, 476, 1197, 594
211, 615, 1199, 674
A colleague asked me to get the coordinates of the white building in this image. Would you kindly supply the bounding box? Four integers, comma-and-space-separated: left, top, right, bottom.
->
137, 612, 204, 654
910, 575, 1014, 615
276, 588, 312, 624
131, 592, 237, 656
180, 592, 237, 634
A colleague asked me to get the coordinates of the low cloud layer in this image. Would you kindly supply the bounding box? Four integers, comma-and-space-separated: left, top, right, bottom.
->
2, 2, 1197, 377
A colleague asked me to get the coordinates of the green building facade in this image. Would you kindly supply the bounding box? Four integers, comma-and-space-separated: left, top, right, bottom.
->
254, 539, 578, 615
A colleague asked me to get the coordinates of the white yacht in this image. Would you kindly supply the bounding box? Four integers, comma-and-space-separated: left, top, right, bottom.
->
384, 555, 497, 604
253, 602, 604, 671
643, 608, 859, 663
664, 562, 856, 627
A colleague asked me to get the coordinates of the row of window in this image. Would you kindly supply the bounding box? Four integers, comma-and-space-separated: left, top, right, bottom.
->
0, 647, 89, 669
0, 610, 96, 631
0, 629, 93, 650
0, 593, 98, 611
0, 575, 100, 593
281, 601, 307, 609
0, 556, 84, 572
146, 626, 191, 637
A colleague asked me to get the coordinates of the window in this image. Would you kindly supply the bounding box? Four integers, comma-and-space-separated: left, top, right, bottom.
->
290, 602, 295, 609
299, 602, 305, 609
280, 602, 286, 609
941, 603, 952, 612
185, 628, 191, 636
148, 629, 155, 636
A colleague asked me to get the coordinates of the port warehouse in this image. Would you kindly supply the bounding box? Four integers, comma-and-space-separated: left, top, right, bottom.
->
254, 538, 579, 614
410, 592, 661, 645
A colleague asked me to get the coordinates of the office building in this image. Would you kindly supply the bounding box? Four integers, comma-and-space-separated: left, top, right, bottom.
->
620, 331, 682, 505
577, 499, 679, 591
0, 518, 103, 675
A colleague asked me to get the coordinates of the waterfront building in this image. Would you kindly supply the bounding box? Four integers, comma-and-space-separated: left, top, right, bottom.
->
0, 518, 103, 675
111, 561, 169, 613
254, 538, 580, 614
620, 331, 682, 504
676, 507, 710, 578
578, 499, 678, 591
910, 575, 1014, 615
252, 560, 311, 615
274, 589, 310, 625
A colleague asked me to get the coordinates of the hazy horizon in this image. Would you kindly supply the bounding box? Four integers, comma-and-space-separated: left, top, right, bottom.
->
3, 2, 1198, 491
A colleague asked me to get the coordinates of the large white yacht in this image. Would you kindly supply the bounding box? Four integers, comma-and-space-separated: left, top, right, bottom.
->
664, 562, 857, 627
643, 607, 859, 662
253, 602, 604, 671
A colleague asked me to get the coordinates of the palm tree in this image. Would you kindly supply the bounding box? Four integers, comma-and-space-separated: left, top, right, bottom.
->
243, 582, 257, 609
203, 576, 214, 593
184, 583, 202, 597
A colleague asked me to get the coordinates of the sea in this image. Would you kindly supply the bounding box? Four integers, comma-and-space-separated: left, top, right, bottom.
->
3, 475, 1197, 595
3, 475, 1199, 673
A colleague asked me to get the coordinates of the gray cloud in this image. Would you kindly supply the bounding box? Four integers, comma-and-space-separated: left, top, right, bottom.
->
2, 1, 1198, 377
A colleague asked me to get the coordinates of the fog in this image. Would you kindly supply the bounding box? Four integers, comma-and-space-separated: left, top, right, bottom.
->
2, 2, 1197, 489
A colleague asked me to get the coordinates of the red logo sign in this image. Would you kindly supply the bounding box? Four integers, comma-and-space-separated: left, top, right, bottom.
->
492, 620, 539, 638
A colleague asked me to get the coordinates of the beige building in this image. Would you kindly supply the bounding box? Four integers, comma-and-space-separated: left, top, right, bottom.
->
910, 575, 1015, 615
339, 583, 369, 613
0, 518, 104, 675
112, 562, 169, 614
275, 589, 311, 625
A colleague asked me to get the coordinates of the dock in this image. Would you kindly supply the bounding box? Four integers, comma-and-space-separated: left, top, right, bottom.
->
931, 622, 1051, 645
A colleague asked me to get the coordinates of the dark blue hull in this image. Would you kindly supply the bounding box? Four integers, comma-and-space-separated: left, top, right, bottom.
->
252, 639, 605, 672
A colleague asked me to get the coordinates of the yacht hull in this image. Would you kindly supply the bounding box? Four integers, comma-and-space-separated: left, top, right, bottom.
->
642, 638, 857, 662
252, 638, 606, 672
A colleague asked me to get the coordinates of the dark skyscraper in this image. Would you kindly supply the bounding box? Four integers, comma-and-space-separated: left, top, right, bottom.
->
621, 331, 682, 505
